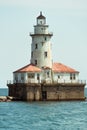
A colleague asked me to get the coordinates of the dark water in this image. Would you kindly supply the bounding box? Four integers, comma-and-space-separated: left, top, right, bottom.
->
0, 88, 87, 130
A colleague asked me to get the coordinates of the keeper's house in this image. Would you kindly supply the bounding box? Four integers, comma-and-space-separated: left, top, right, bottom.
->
7, 12, 86, 101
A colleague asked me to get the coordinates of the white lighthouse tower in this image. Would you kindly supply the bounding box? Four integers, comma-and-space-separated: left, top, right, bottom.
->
7, 12, 86, 101
30, 12, 53, 68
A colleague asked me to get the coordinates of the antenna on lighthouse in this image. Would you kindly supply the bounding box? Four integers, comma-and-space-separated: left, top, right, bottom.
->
40, 11, 42, 15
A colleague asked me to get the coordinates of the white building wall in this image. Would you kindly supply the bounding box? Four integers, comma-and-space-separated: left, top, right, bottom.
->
34, 25, 49, 34
24, 73, 28, 83
30, 14, 53, 69
41, 69, 52, 83
13, 71, 79, 84
32, 35, 51, 45
53, 72, 79, 83
13, 72, 42, 83
13, 73, 27, 83
31, 35, 52, 68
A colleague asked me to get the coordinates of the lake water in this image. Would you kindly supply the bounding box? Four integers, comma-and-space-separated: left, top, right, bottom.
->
0, 88, 87, 130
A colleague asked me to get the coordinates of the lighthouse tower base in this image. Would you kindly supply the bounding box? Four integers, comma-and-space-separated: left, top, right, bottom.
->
7, 83, 85, 101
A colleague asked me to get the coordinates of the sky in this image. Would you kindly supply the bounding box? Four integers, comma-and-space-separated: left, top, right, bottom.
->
0, 0, 87, 88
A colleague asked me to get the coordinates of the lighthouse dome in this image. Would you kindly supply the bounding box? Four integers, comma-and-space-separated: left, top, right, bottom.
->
37, 12, 46, 19
37, 12, 46, 25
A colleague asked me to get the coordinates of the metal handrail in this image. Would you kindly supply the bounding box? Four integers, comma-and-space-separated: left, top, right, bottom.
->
30, 32, 53, 35
7, 79, 86, 85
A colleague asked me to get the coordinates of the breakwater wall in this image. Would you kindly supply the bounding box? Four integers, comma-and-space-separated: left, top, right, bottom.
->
7, 83, 85, 101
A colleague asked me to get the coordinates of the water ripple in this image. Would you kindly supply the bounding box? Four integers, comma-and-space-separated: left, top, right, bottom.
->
0, 89, 87, 130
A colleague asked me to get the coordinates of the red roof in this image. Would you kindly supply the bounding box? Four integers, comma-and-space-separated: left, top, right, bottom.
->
52, 63, 79, 73
13, 62, 79, 73
13, 64, 41, 73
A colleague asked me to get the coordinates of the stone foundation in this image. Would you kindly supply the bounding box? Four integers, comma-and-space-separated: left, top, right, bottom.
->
7, 83, 85, 101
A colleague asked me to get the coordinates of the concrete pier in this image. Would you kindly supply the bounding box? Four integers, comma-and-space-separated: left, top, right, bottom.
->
7, 82, 86, 101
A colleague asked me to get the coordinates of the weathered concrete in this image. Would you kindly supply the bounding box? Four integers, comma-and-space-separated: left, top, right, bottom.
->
43, 84, 85, 101
7, 83, 86, 101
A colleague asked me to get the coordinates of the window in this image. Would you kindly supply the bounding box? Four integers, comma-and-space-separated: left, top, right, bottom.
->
35, 44, 38, 49
70, 74, 72, 80
40, 21, 42, 24
41, 28, 43, 30
14, 75, 18, 81
44, 51, 47, 57
58, 75, 60, 79
37, 74, 40, 80
73, 74, 76, 80
28, 73, 35, 78
44, 37, 47, 41
21, 74, 24, 80
35, 60, 37, 65
70, 73, 76, 80
47, 72, 49, 78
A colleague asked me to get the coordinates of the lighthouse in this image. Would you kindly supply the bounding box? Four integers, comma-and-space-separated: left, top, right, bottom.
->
30, 12, 53, 68
7, 12, 86, 101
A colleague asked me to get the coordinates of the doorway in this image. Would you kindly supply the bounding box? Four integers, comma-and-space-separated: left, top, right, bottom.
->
42, 91, 47, 100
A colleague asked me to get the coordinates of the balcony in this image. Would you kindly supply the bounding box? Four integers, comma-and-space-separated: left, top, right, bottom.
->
7, 79, 86, 86
30, 32, 53, 36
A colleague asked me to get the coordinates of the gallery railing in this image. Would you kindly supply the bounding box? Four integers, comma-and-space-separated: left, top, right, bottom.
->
30, 32, 53, 36
7, 79, 86, 85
